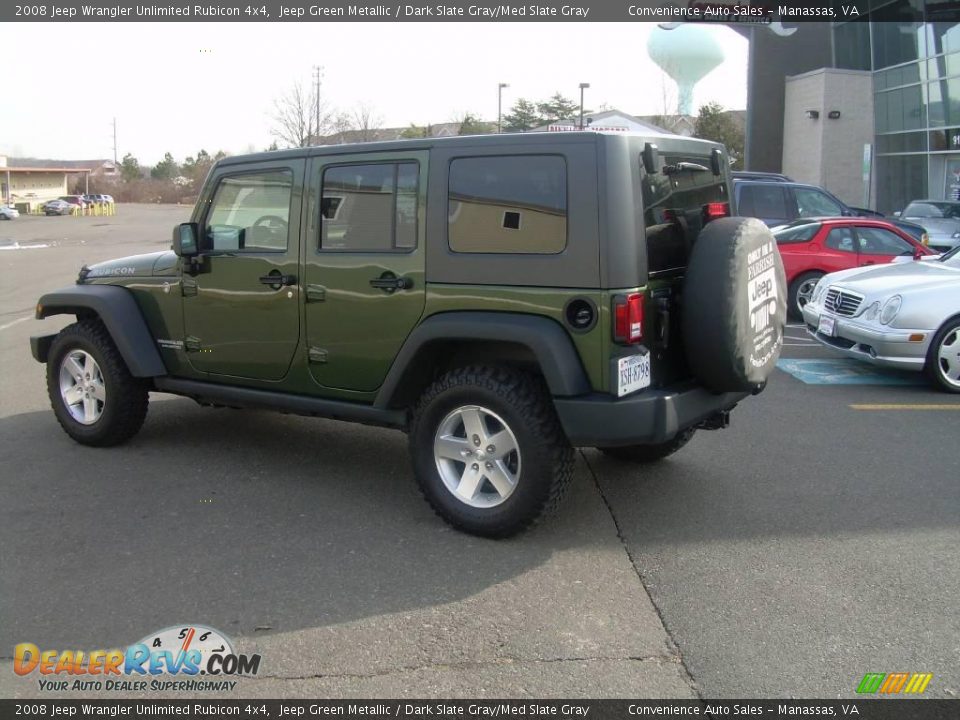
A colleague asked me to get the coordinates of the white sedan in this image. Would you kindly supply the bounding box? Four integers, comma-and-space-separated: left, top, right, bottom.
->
0, 205, 20, 220
802, 246, 960, 392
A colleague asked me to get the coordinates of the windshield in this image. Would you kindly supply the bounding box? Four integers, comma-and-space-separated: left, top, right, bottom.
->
774, 222, 820, 243
939, 245, 960, 266
904, 201, 960, 219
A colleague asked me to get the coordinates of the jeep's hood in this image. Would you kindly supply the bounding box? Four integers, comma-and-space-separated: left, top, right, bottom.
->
84, 251, 177, 279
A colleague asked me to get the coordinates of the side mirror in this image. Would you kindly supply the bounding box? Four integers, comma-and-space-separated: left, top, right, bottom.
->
173, 223, 199, 257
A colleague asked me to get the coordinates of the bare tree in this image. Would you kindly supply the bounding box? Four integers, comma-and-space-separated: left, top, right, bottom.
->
329, 111, 354, 143
270, 78, 332, 148
352, 102, 384, 143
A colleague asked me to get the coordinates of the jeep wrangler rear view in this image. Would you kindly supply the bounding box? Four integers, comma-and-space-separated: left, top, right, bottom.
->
31, 132, 787, 537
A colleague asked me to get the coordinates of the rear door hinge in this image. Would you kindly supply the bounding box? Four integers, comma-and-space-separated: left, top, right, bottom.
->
308, 347, 328, 363
306, 284, 326, 302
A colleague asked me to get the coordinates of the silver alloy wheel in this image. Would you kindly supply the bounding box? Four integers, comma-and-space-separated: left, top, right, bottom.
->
937, 326, 960, 389
795, 277, 819, 314
433, 404, 521, 508
58, 349, 106, 425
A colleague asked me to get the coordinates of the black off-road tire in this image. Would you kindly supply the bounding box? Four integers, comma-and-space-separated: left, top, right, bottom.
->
597, 428, 696, 463
788, 271, 823, 321
46, 319, 149, 446
925, 315, 960, 394
409, 365, 575, 538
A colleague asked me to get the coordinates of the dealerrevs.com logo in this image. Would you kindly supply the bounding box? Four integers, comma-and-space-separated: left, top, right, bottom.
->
14, 625, 261, 692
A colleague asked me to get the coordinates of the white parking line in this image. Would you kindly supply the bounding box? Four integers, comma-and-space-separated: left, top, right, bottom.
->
0, 316, 31, 332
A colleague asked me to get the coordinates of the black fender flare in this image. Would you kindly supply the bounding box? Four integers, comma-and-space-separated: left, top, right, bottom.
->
35, 285, 167, 377
374, 312, 592, 409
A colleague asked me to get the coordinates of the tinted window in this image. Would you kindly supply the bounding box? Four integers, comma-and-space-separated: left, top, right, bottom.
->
448, 155, 566, 254
320, 162, 419, 251
824, 227, 857, 253
644, 155, 728, 273
856, 227, 914, 255
774, 223, 820, 243
206, 170, 292, 252
795, 187, 843, 218
737, 184, 788, 219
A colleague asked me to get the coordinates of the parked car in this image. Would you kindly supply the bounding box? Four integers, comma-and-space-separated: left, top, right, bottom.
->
44, 199, 73, 216
0, 205, 20, 220
82, 194, 109, 205
59, 195, 89, 208
802, 245, 960, 392
895, 200, 960, 253
28, 133, 786, 538
734, 179, 867, 227
773, 218, 934, 320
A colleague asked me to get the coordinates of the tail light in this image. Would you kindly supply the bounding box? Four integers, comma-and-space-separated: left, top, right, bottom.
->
614, 293, 644, 344
702, 201, 730, 225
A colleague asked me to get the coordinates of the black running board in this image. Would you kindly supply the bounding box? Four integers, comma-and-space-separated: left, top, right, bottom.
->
153, 378, 406, 430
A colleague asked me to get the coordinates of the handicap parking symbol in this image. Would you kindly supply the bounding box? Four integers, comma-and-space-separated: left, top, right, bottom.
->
776, 358, 925, 386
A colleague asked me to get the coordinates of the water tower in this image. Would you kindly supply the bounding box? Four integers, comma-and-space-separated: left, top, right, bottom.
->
647, 25, 725, 115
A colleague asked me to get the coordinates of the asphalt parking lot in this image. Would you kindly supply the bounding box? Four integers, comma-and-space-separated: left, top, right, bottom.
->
1, 207, 957, 699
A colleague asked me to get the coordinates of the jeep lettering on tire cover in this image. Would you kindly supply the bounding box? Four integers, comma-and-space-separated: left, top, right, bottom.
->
681, 217, 787, 393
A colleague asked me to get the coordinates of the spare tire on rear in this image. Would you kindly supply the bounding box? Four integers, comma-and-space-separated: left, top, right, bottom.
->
681, 217, 786, 393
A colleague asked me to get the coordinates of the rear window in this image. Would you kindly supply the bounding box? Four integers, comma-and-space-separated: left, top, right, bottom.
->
642, 155, 728, 274
774, 223, 820, 243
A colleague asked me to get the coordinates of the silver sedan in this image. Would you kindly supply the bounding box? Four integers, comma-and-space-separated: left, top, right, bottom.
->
802, 246, 960, 392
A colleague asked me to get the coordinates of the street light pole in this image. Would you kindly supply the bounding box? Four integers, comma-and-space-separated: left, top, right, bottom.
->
579, 83, 590, 130
498, 83, 509, 133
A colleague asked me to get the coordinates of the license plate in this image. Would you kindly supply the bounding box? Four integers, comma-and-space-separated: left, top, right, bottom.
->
617, 353, 651, 397
818, 314, 836, 337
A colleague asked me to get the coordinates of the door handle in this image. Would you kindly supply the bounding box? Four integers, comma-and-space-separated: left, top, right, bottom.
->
369, 275, 413, 292
259, 273, 297, 287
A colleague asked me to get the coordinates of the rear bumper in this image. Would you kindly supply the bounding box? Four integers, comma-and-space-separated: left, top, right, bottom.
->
554, 384, 749, 447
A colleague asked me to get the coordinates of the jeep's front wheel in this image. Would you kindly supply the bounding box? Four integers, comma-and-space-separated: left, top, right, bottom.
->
409, 366, 574, 538
46, 320, 149, 446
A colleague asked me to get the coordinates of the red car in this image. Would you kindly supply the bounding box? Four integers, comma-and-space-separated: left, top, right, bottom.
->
773, 218, 935, 319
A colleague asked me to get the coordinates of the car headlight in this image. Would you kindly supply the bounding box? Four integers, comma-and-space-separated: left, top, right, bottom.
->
863, 301, 881, 321
880, 295, 902, 325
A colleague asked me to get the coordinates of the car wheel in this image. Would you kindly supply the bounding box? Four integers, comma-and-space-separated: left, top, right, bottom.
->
409, 365, 575, 538
597, 428, 696, 463
925, 316, 960, 393
788, 271, 823, 321
46, 320, 149, 446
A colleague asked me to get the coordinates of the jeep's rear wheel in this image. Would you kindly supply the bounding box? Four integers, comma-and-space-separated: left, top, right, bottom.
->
46, 320, 149, 446
409, 366, 574, 538
597, 428, 696, 463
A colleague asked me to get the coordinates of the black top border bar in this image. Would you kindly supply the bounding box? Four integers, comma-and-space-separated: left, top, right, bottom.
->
3, 0, 958, 23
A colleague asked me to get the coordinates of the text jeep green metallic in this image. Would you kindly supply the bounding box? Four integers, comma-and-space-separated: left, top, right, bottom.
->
31, 132, 787, 537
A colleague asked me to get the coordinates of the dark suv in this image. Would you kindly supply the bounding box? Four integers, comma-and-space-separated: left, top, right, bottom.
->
30, 133, 786, 537
733, 178, 879, 226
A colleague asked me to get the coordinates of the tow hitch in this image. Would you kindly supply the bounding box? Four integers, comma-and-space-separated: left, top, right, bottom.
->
699, 410, 731, 431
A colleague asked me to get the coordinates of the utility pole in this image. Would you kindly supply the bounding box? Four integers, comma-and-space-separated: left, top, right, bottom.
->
312, 65, 321, 145
579, 83, 590, 130
498, 83, 509, 133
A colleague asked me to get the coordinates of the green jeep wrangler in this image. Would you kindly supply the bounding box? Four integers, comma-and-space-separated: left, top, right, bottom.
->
31, 132, 786, 537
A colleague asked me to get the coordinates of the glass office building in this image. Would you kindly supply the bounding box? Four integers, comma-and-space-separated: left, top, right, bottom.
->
834, 3, 960, 212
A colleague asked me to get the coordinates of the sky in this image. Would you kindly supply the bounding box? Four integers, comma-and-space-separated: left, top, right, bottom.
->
0, 22, 748, 166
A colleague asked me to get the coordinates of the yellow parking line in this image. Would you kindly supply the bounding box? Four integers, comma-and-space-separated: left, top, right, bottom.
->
850, 404, 960, 410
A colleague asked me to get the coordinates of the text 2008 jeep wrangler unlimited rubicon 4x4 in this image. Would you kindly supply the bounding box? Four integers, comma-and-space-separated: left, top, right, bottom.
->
31, 132, 786, 537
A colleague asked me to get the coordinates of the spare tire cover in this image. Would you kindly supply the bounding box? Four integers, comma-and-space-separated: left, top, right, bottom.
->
681, 216, 786, 393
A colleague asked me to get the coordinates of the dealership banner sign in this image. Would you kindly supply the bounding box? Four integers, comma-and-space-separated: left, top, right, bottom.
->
4, 0, 925, 24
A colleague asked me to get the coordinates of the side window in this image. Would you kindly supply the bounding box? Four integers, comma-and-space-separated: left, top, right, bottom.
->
824, 227, 857, 253
448, 155, 566, 254
856, 226, 914, 255
738, 184, 788, 219
795, 187, 843, 218
320, 162, 418, 251
206, 170, 292, 252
